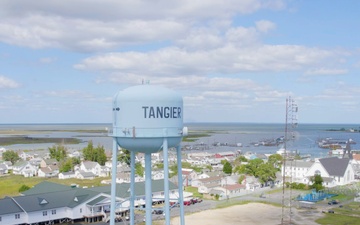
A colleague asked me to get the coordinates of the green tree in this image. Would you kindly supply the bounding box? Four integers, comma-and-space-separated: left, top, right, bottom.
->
245, 158, 264, 176
59, 157, 80, 172
311, 174, 324, 191
82, 141, 95, 161
267, 154, 283, 169
238, 174, 246, 184
233, 164, 246, 174
256, 163, 277, 184
223, 161, 233, 175
117, 149, 131, 166
95, 145, 107, 166
135, 162, 144, 177
205, 164, 213, 172
48, 145, 67, 162
2, 150, 20, 164
234, 155, 248, 166
18, 184, 30, 192
82, 141, 107, 165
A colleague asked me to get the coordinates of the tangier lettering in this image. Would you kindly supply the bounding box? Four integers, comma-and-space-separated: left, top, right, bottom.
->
142, 106, 181, 118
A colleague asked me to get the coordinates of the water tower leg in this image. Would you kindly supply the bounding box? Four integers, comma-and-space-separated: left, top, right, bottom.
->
145, 152, 152, 225
130, 150, 136, 225
163, 138, 170, 225
176, 145, 185, 225
110, 139, 118, 225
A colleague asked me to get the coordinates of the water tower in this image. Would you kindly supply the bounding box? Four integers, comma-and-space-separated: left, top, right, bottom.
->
109, 84, 187, 225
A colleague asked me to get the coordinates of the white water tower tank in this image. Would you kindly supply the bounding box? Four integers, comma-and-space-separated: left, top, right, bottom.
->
112, 84, 184, 153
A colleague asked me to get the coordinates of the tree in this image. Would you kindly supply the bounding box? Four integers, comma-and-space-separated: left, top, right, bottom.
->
117, 149, 131, 166
223, 161, 233, 175
234, 155, 248, 166
59, 157, 80, 173
267, 154, 283, 169
82, 141, 95, 161
245, 158, 264, 176
135, 162, 144, 177
205, 164, 213, 172
19, 184, 30, 192
311, 174, 324, 191
82, 141, 107, 165
256, 163, 277, 184
238, 174, 246, 184
233, 164, 246, 174
48, 145, 67, 162
2, 150, 20, 164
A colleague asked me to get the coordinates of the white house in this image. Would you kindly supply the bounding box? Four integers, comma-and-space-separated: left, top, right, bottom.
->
38, 166, 59, 178
0, 163, 8, 175
0, 179, 180, 225
281, 160, 314, 183
12, 161, 38, 177
79, 161, 102, 176
58, 171, 76, 179
76, 171, 96, 180
304, 157, 355, 187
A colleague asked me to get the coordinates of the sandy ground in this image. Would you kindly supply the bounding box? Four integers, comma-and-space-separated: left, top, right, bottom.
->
170, 203, 324, 225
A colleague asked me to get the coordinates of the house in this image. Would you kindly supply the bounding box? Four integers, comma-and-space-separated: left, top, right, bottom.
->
12, 161, 38, 177
38, 166, 59, 178
76, 171, 97, 180
304, 157, 355, 187
58, 171, 76, 179
0, 163, 8, 175
211, 183, 246, 200
244, 176, 261, 190
181, 169, 198, 186
0, 179, 181, 225
79, 161, 102, 176
152, 170, 165, 180
214, 151, 236, 159
192, 176, 222, 189
281, 160, 314, 183
40, 158, 58, 168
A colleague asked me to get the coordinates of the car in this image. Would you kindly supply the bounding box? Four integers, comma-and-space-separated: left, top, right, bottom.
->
184, 200, 192, 206
328, 210, 335, 214
153, 209, 164, 215
328, 200, 339, 205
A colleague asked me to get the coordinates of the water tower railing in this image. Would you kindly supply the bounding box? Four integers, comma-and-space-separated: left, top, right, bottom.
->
110, 126, 183, 137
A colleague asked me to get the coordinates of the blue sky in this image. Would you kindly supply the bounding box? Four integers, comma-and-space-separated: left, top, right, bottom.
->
0, 0, 360, 124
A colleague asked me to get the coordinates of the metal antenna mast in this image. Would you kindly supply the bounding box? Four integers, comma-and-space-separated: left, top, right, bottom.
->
281, 96, 298, 225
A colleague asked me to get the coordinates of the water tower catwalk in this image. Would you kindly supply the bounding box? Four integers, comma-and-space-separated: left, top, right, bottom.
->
109, 84, 187, 225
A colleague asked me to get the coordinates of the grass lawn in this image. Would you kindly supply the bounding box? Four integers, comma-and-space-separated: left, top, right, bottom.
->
316, 202, 360, 225
184, 186, 203, 198
0, 174, 107, 198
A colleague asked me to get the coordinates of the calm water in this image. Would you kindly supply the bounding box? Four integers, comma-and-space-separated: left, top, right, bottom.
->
1, 123, 360, 158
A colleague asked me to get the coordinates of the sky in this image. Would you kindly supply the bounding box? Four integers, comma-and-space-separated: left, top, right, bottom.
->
0, 0, 360, 124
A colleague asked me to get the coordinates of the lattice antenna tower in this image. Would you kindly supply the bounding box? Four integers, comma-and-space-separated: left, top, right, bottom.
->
281, 96, 298, 225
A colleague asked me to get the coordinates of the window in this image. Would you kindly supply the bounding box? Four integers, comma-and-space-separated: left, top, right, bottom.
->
43, 211, 47, 216
80, 208, 82, 213
15, 214, 20, 219
52, 210, 56, 215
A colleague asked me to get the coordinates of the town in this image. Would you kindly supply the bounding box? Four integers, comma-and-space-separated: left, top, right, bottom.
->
1, 138, 360, 225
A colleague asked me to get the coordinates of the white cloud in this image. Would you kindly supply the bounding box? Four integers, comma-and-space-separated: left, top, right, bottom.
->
0, 0, 285, 52
75, 44, 338, 77
304, 68, 348, 76
255, 20, 276, 33
0, 76, 20, 88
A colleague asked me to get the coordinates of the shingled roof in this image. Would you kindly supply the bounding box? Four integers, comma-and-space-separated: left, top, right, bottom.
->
319, 157, 350, 177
